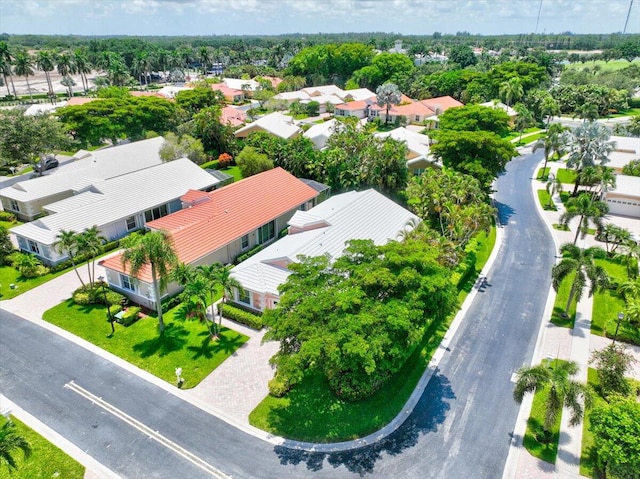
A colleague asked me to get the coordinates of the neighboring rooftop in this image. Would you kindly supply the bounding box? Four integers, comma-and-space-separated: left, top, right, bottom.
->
234, 112, 301, 139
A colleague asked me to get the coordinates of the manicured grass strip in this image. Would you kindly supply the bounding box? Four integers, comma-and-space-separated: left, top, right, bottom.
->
553, 223, 570, 231
592, 258, 640, 345
580, 368, 607, 478
0, 265, 75, 300
565, 59, 633, 72
515, 132, 546, 146
42, 300, 248, 387
551, 272, 577, 328
523, 365, 563, 464
536, 167, 551, 180
537, 190, 557, 211
0, 416, 85, 479
556, 168, 577, 185
249, 227, 496, 442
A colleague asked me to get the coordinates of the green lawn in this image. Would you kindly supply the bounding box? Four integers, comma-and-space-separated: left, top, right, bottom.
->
523, 360, 565, 464
502, 127, 540, 142
249, 227, 496, 441
537, 190, 557, 211
221, 165, 243, 182
592, 258, 639, 345
42, 300, 248, 387
556, 168, 577, 185
565, 59, 633, 72
551, 272, 577, 328
580, 368, 607, 478
606, 108, 640, 118
515, 132, 546, 146
0, 265, 82, 300
536, 167, 551, 180
0, 416, 85, 479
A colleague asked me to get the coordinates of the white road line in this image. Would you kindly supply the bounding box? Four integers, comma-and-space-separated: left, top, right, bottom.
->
64, 381, 232, 479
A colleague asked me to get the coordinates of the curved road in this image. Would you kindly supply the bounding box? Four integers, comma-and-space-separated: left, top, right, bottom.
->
0, 148, 554, 478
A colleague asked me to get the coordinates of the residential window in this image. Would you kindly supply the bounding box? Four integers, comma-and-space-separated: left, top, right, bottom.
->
27, 240, 40, 255
415, 115, 420, 121
126, 216, 137, 231
257, 220, 275, 244
9, 199, 19, 212
241, 234, 249, 249
237, 288, 251, 305
120, 274, 136, 292
144, 204, 168, 223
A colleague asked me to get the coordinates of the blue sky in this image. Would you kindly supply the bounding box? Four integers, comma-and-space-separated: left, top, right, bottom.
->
1, 0, 638, 36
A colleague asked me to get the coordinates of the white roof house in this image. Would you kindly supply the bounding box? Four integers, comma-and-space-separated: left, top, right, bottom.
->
342, 88, 376, 101
479, 101, 517, 119
607, 135, 640, 173
273, 91, 312, 102
302, 85, 345, 97
234, 112, 302, 140
604, 174, 640, 218
230, 189, 419, 311
223, 78, 260, 92
374, 127, 439, 173
303, 119, 337, 150
10, 158, 222, 265
0, 137, 166, 221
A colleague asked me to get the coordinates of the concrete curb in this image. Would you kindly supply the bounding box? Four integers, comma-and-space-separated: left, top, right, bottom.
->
0, 394, 121, 479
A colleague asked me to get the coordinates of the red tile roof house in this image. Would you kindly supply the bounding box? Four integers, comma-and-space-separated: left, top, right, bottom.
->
210, 83, 245, 103
100, 168, 320, 311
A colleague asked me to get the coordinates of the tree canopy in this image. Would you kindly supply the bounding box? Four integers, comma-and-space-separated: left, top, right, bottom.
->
263, 238, 457, 401
437, 104, 511, 135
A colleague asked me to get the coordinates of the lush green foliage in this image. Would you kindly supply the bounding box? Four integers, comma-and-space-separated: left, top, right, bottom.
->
263, 238, 457, 401
622, 159, 640, 177
589, 344, 636, 398
437, 104, 511, 135
159, 132, 205, 164
235, 146, 274, 177
223, 303, 263, 330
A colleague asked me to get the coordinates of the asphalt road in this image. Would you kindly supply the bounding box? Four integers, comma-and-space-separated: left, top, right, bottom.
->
0, 148, 554, 478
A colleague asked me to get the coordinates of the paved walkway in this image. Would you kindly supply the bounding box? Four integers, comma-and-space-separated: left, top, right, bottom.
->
504, 150, 640, 479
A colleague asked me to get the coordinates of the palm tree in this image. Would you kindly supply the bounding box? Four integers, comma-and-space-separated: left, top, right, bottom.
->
560, 193, 608, 245
545, 174, 563, 209
533, 124, 567, 178
0, 420, 32, 473
499, 77, 523, 108
56, 52, 76, 98
121, 231, 178, 332
13, 51, 35, 101
53, 229, 85, 287
513, 103, 534, 143
217, 266, 243, 333
541, 96, 559, 128
36, 50, 56, 100
513, 360, 591, 435
0, 41, 17, 97
73, 49, 91, 93
565, 120, 615, 196
551, 243, 609, 317
198, 46, 212, 75
376, 82, 401, 125
77, 226, 105, 287
107, 61, 131, 87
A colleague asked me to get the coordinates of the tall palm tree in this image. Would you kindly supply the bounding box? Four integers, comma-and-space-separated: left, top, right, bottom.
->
73, 49, 91, 93
13, 51, 35, 101
552, 243, 609, 317
0, 59, 13, 97
0, 420, 32, 473
56, 52, 76, 98
376, 82, 401, 125
53, 229, 85, 287
499, 77, 523, 108
545, 174, 563, 209
217, 265, 243, 333
541, 96, 560, 128
198, 46, 212, 75
533, 124, 567, 178
77, 226, 105, 287
36, 50, 56, 99
195, 264, 223, 330
0, 41, 17, 97
121, 231, 178, 332
564, 120, 615, 196
513, 360, 591, 434
560, 193, 609, 245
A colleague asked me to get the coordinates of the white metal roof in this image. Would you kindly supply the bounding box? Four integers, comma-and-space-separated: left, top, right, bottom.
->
273, 91, 311, 102
0, 137, 166, 202
234, 112, 301, 139
343, 88, 376, 101
231, 189, 420, 296
607, 174, 640, 198
375, 127, 432, 158
223, 78, 259, 91
11, 158, 220, 245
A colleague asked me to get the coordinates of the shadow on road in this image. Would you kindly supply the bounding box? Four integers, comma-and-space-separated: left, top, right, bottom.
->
273, 371, 455, 476
494, 200, 515, 227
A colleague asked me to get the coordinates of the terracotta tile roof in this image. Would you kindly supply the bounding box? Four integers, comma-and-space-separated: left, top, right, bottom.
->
102, 168, 319, 282
210, 83, 244, 99
372, 100, 435, 117
221, 105, 246, 126
420, 96, 463, 111
180, 189, 209, 203
336, 100, 368, 111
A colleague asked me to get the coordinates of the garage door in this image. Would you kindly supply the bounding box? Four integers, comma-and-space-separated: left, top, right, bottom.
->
606, 198, 640, 217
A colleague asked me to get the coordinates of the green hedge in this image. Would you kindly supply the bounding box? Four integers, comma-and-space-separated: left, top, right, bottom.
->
200, 159, 220, 169
50, 240, 120, 273
222, 303, 263, 330
120, 306, 141, 326
0, 211, 16, 222
234, 244, 264, 264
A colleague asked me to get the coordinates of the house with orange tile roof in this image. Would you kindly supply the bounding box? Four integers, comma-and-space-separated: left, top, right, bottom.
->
221, 105, 247, 127
371, 99, 436, 125
419, 96, 463, 115
100, 168, 321, 311
210, 83, 245, 103
334, 99, 373, 119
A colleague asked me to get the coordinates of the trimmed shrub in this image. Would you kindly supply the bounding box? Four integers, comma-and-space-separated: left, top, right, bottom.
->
0, 211, 16, 222
108, 304, 123, 317
120, 306, 141, 326
106, 290, 127, 306
268, 376, 291, 397
222, 303, 263, 330
73, 291, 92, 305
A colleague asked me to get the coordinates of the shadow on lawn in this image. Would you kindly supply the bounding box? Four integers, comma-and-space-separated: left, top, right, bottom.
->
273, 371, 455, 475
133, 322, 189, 357
187, 329, 246, 359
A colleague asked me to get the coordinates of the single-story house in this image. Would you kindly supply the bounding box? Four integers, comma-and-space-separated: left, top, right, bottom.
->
341, 88, 376, 102
10, 158, 223, 266
303, 119, 337, 150
480, 101, 518, 123
211, 83, 245, 103
419, 96, 464, 115
334, 100, 372, 119
374, 127, 439, 175
606, 136, 640, 173
302, 85, 345, 98
0, 137, 166, 221
100, 167, 321, 310
234, 112, 302, 140
372, 100, 436, 125
603, 174, 640, 218
221, 105, 247, 127
223, 78, 259, 94
230, 189, 419, 312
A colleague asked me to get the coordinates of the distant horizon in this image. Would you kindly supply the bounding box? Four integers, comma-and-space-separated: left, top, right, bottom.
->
1, 0, 638, 37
